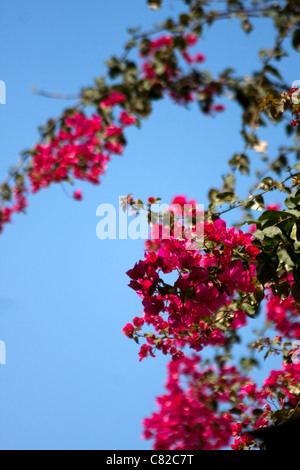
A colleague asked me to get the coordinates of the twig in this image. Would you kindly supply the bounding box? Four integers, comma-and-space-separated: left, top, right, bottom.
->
31, 86, 79, 100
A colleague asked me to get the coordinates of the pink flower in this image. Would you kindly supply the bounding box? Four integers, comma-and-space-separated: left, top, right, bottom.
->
195, 53, 206, 63
104, 124, 123, 137
231, 422, 243, 436
122, 323, 135, 338
255, 417, 269, 430
73, 189, 83, 201
210, 104, 225, 113
141, 62, 156, 79
100, 91, 126, 108
230, 310, 247, 329
171, 195, 187, 207
182, 50, 194, 65
266, 203, 281, 211
133, 316, 145, 327
208, 329, 226, 346
139, 344, 156, 361
249, 224, 256, 233
119, 111, 136, 126
142, 296, 164, 316
150, 35, 173, 52
184, 33, 198, 46
241, 383, 256, 396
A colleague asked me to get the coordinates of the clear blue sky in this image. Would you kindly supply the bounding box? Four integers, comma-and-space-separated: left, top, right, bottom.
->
0, 0, 298, 450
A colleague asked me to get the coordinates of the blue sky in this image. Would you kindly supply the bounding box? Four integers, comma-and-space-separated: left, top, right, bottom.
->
0, 0, 299, 450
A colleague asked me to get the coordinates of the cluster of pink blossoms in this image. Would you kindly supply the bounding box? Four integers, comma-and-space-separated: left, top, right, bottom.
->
142, 33, 206, 66
29, 101, 136, 193
29, 113, 105, 192
0, 33, 224, 234
139, 33, 223, 111
130, 198, 300, 450
266, 287, 300, 339
0, 186, 28, 234
143, 355, 240, 450
142, 352, 300, 450
123, 196, 260, 362
250, 203, 300, 339
0, 93, 136, 233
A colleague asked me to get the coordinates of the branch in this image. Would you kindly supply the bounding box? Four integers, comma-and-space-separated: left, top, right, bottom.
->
31, 86, 80, 100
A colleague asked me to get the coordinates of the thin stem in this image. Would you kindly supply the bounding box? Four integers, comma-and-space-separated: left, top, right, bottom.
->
31, 86, 80, 100
215, 172, 300, 216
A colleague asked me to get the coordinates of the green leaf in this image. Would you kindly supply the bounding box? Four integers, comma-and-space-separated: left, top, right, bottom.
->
139, 38, 151, 55
264, 349, 272, 360
179, 13, 190, 26
229, 408, 243, 416
223, 173, 235, 191
277, 281, 290, 299
240, 357, 259, 372
277, 248, 295, 267
253, 229, 264, 241
241, 18, 253, 33
241, 302, 258, 317
284, 194, 300, 209
208, 189, 219, 202
240, 130, 259, 147
292, 29, 300, 52
215, 354, 232, 367
105, 56, 124, 78
254, 285, 265, 303
257, 263, 274, 285
153, 60, 166, 76
0, 183, 12, 201
215, 192, 238, 205
251, 194, 265, 211
258, 177, 274, 190
263, 226, 282, 238
291, 223, 298, 241
264, 65, 282, 80
229, 153, 249, 175
252, 408, 264, 417
285, 209, 300, 218
259, 48, 272, 59
258, 210, 286, 226
293, 163, 300, 172
173, 35, 188, 51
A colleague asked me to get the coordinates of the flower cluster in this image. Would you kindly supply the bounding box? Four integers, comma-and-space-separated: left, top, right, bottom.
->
0, 186, 28, 233
0, 29, 225, 234
0, 95, 137, 233
142, 354, 268, 450
139, 32, 224, 109
142, 355, 238, 450
266, 287, 300, 339
142, 353, 300, 450
29, 113, 105, 192
124, 196, 260, 362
